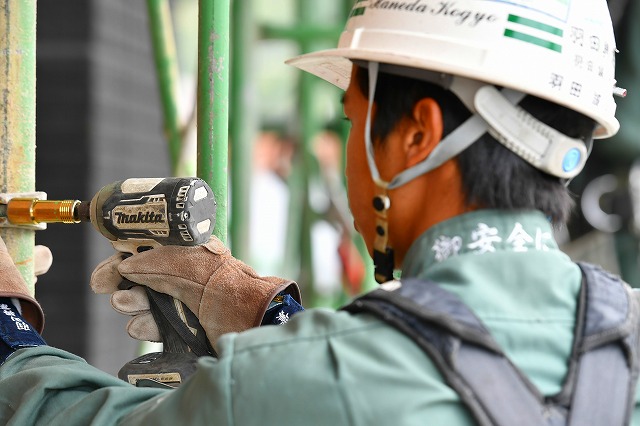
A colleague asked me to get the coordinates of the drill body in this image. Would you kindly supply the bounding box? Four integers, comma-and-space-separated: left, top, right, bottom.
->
87, 177, 216, 253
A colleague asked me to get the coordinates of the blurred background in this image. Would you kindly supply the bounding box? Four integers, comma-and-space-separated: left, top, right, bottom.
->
25, 0, 640, 375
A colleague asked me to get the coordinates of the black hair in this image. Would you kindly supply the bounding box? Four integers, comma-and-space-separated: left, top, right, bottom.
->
354, 65, 596, 225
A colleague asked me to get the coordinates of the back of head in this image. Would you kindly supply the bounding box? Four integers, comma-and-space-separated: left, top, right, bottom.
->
289, 0, 622, 226
352, 66, 596, 225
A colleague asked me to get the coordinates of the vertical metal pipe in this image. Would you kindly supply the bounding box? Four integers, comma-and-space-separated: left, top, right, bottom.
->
229, 0, 255, 260
147, 0, 182, 174
282, 0, 322, 301
0, 0, 36, 292
197, 0, 230, 243
296, 74, 319, 300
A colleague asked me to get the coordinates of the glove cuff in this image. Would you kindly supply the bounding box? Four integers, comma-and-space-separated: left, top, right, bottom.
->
200, 272, 302, 346
0, 292, 44, 333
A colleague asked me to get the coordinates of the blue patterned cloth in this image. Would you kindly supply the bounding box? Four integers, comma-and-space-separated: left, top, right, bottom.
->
262, 294, 304, 326
0, 298, 46, 364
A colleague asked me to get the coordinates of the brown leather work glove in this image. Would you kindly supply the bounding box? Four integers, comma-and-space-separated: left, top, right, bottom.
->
0, 237, 46, 333
90, 236, 301, 348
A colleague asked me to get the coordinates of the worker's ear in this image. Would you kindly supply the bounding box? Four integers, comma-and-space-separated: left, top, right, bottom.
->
405, 98, 443, 168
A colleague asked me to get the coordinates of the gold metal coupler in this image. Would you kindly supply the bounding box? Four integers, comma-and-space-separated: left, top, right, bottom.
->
0, 192, 82, 230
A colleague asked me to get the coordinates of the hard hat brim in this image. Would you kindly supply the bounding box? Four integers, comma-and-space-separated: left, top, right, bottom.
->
286, 48, 619, 139
286, 49, 358, 91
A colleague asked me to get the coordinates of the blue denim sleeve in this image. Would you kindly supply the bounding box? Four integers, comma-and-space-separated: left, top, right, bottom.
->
0, 298, 46, 364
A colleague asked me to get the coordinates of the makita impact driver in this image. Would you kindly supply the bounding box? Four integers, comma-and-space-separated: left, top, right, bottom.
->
0, 177, 217, 387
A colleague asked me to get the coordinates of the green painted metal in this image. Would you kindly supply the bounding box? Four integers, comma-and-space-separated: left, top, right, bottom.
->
146, 0, 183, 174
229, 1, 256, 260
280, 0, 329, 303
264, 0, 376, 303
0, 0, 37, 293
261, 24, 343, 42
197, 0, 230, 244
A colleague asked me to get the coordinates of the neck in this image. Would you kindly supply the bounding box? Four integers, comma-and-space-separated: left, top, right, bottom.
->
388, 159, 471, 266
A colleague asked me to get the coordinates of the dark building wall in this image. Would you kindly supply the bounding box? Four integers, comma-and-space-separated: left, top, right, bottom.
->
35, 1, 92, 358
36, 1, 169, 375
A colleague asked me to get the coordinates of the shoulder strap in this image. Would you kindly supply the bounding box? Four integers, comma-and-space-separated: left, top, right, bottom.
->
567, 263, 640, 426
343, 265, 640, 426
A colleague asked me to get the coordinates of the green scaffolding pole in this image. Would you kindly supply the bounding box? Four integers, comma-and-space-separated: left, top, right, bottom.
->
281, 0, 330, 303
263, 0, 375, 302
229, 0, 256, 260
198, 0, 230, 243
0, 0, 37, 292
146, 0, 182, 175
261, 24, 343, 44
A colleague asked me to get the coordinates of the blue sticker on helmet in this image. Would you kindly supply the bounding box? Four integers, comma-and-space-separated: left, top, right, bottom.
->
562, 148, 581, 172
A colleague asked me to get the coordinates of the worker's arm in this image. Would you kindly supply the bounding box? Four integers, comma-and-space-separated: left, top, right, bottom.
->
0, 311, 344, 426
0, 234, 305, 424
0, 346, 167, 424
0, 236, 166, 423
0, 235, 222, 424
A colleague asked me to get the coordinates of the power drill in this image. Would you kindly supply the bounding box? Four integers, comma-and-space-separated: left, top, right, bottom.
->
0, 177, 217, 388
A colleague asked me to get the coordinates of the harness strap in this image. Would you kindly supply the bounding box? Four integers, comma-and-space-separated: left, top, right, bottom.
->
343, 262, 640, 426
350, 284, 549, 426
568, 263, 640, 426
569, 344, 630, 425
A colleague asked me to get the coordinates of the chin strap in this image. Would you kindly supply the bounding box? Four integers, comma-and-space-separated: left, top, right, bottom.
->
365, 62, 395, 283
372, 188, 394, 283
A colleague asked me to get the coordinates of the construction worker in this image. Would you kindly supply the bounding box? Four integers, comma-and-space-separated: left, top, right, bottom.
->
0, 0, 638, 424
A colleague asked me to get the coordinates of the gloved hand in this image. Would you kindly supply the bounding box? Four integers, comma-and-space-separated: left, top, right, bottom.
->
0, 237, 45, 332
90, 236, 301, 348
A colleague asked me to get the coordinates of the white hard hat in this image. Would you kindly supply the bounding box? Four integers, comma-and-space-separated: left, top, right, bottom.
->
287, 0, 622, 139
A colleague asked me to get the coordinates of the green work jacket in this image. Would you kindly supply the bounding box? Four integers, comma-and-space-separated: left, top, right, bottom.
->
1, 209, 639, 425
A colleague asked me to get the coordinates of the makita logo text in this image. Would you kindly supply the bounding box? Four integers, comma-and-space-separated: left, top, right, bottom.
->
114, 211, 165, 224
